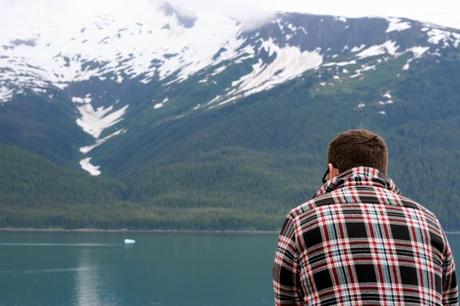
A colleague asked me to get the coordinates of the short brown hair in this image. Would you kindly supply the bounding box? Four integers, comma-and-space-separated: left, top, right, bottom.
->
327, 129, 388, 174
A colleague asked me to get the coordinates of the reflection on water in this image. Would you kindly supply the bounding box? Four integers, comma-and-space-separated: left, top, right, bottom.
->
75, 249, 105, 306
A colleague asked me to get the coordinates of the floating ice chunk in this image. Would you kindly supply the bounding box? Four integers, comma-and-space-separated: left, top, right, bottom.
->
79, 157, 101, 176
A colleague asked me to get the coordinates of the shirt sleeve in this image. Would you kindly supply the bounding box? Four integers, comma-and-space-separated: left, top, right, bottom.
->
441, 230, 458, 305
273, 214, 304, 306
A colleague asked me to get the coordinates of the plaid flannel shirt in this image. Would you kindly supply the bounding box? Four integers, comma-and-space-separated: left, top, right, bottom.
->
273, 167, 458, 305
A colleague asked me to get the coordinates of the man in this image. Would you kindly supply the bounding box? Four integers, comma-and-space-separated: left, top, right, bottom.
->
273, 129, 458, 305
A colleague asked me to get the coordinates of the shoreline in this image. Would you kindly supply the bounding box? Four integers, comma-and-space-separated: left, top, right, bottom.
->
0, 227, 279, 234
1, 227, 459, 235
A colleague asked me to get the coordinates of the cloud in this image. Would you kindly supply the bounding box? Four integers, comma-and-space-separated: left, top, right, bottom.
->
1, 0, 459, 35
170, 0, 460, 29
166, 0, 277, 31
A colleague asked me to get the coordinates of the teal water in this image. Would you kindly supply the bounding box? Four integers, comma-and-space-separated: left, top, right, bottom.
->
0, 232, 278, 306
0, 232, 459, 306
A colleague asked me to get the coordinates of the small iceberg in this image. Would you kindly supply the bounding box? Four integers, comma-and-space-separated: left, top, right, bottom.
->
124, 239, 136, 244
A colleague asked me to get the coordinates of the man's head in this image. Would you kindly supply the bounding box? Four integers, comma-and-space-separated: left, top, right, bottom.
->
327, 129, 388, 176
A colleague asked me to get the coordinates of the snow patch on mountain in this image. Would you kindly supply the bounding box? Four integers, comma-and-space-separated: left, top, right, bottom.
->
385, 18, 411, 33
323, 60, 357, 67
427, 28, 451, 44
209, 40, 323, 106
426, 28, 460, 47
0, 3, 244, 94
351, 45, 366, 53
0, 86, 14, 103
72, 96, 92, 104
356, 41, 399, 59
79, 157, 101, 176
74, 93, 128, 174
154, 97, 169, 109
0, 8, 458, 118
402, 46, 429, 70
74, 96, 129, 139
80, 128, 127, 154
378, 91, 394, 105
211, 65, 227, 76
350, 64, 377, 78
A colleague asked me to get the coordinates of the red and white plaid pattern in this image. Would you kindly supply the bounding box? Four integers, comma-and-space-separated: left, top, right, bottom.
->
273, 167, 458, 305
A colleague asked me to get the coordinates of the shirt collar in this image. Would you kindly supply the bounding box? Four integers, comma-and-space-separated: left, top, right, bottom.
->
313, 166, 400, 198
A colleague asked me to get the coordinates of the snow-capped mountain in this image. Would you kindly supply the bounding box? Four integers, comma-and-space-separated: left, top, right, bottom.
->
2, 2, 460, 230
1, 2, 460, 176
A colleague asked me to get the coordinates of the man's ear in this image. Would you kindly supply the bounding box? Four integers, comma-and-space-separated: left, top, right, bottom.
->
328, 163, 339, 179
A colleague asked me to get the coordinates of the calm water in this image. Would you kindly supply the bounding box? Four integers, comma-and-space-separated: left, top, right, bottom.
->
0, 232, 277, 306
0, 232, 459, 306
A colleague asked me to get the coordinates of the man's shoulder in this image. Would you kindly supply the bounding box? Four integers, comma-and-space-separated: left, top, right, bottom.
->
287, 187, 441, 226
397, 194, 441, 224
287, 193, 333, 219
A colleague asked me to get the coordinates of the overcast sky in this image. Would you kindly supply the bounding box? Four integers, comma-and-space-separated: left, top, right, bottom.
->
170, 0, 460, 29
2, 0, 460, 32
